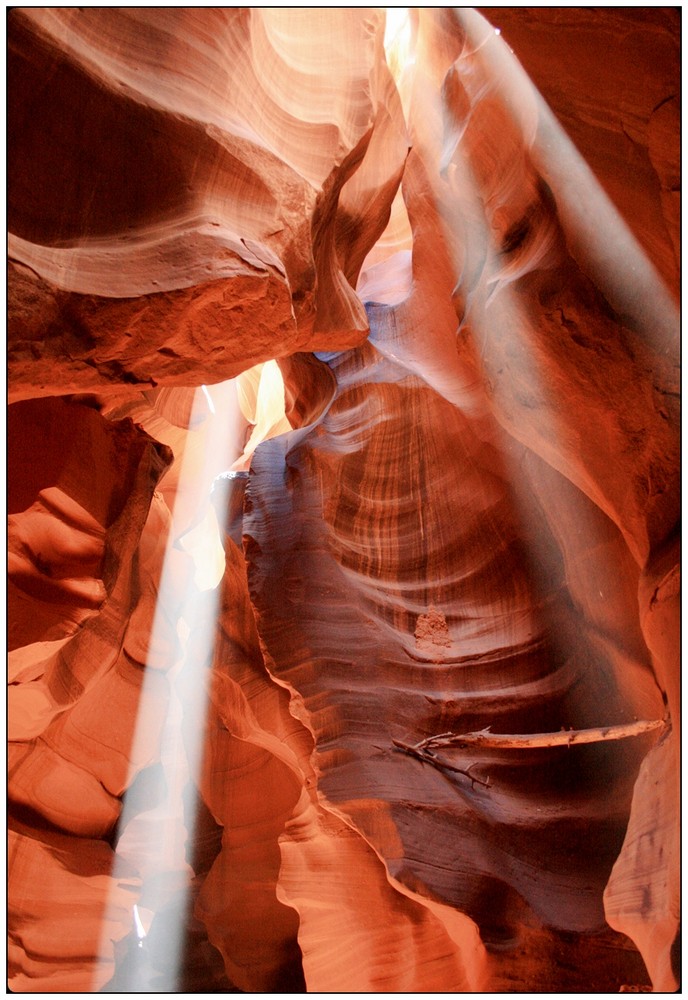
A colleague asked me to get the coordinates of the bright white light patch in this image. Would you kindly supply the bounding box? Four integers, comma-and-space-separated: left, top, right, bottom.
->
178, 504, 225, 591
384, 7, 408, 48
233, 360, 290, 471
201, 384, 216, 415
133, 904, 146, 944
384, 7, 415, 78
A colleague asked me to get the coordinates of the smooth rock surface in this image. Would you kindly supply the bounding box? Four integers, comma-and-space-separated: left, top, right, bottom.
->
7, 7, 679, 993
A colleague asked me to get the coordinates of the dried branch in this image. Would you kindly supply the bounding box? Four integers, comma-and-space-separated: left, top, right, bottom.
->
391, 738, 491, 787
406, 718, 666, 752
392, 717, 666, 787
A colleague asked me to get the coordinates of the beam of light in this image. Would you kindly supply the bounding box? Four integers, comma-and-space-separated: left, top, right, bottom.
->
447, 18, 677, 980
369, 0, 667, 813
384, 7, 416, 120
432, 6, 675, 594
366, 14, 672, 987
178, 504, 226, 591
93, 361, 291, 990
455, 9, 678, 353
445, 8, 678, 563
95, 379, 247, 991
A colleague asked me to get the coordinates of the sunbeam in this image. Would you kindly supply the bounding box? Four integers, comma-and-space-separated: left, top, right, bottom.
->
94, 360, 293, 989
95, 381, 246, 990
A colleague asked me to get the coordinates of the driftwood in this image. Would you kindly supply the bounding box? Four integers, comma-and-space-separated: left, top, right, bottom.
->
392, 718, 666, 788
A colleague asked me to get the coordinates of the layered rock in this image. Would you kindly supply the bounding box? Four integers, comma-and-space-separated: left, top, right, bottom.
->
477, 6, 680, 292
8, 398, 172, 988
8, 8, 407, 400
7, 7, 679, 994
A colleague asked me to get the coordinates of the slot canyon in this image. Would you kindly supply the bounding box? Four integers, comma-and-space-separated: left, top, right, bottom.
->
7, 7, 680, 994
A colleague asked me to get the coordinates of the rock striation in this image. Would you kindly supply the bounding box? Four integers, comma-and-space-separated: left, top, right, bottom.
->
7, 7, 680, 993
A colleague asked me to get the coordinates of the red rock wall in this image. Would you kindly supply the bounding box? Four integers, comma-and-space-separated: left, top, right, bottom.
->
7, 7, 679, 993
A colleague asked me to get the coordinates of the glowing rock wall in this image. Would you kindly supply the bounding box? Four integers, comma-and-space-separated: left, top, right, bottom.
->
7, 8, 679, 993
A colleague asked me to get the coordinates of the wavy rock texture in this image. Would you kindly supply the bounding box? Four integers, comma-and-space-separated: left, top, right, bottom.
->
476, 6, 680, 292
7, 7, 680, 994
8, 398, 172, 988
8, 8, 406, 400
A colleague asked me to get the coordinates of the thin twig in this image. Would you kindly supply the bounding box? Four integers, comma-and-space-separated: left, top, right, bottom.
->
391, 739, 491, 787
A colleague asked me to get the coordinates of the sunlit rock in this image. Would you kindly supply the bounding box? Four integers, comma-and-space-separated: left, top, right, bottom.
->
7, 7, 679, 994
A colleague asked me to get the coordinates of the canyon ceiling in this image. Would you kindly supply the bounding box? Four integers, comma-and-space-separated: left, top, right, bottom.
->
7, 7, 680, 994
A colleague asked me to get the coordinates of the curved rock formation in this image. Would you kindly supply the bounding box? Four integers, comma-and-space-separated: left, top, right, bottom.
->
7, 7, 679, 994
8, 8, 407, 400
